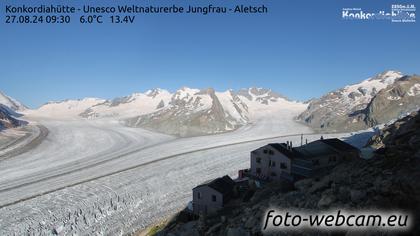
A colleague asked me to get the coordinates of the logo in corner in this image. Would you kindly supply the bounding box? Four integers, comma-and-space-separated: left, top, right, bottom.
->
342, 4, 416, 23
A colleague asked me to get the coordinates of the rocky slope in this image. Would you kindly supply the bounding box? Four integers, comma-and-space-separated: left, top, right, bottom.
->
0, 91, 26, 130
0, 91, 26, 111
298, 71, 420, 132
160, 110, 420, 235
0, 106, 22, 130
363, 75, 420, 126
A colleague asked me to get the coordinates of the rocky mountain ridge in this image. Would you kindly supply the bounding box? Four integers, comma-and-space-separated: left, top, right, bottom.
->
0, 91, 27, 111
0, 106, 23, 130
364, 75, 420, 126
0, 91, 26, 130
298, 71, 420, 132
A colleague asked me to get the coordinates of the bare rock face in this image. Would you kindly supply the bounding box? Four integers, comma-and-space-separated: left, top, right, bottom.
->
156, 100, 165, 109
298, 71, 420, 132
0, 91, 27, 111
0, 91, 27, 130
366, 109, 420, 150
0, 106, 23, 130
363, 76, 420, 127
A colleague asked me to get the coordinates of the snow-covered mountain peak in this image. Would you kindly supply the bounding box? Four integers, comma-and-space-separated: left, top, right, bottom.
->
145, 88, 169, 98
196, 88, 217, 95
236, 87, 288, 104
0, 91, 27, 111
28, 97, 106, 118
298, 70, 420, 132
249, 87, 271, 95
79, 89, 173, 119
369, 70, 403, 82
173, 87, 200, 101
168, 87, 214, 113
43, 97, 104, 106
105, 89, 170, 107
338, 71, 403, 102
106, 94, 138, 107
178, 86, 200, 93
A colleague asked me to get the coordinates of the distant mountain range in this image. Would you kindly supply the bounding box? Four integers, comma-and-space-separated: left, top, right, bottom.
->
298, 71, 420, 132
123, 87, 296, 136
1, 70, 419, 135
30, 87, 302, 136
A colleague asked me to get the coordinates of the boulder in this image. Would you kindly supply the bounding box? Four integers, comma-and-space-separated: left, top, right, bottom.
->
53, 225, 64, 235
317, 194, 335, 208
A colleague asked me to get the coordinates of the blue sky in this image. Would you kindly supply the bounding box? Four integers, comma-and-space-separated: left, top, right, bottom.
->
1, 0, 419, 108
